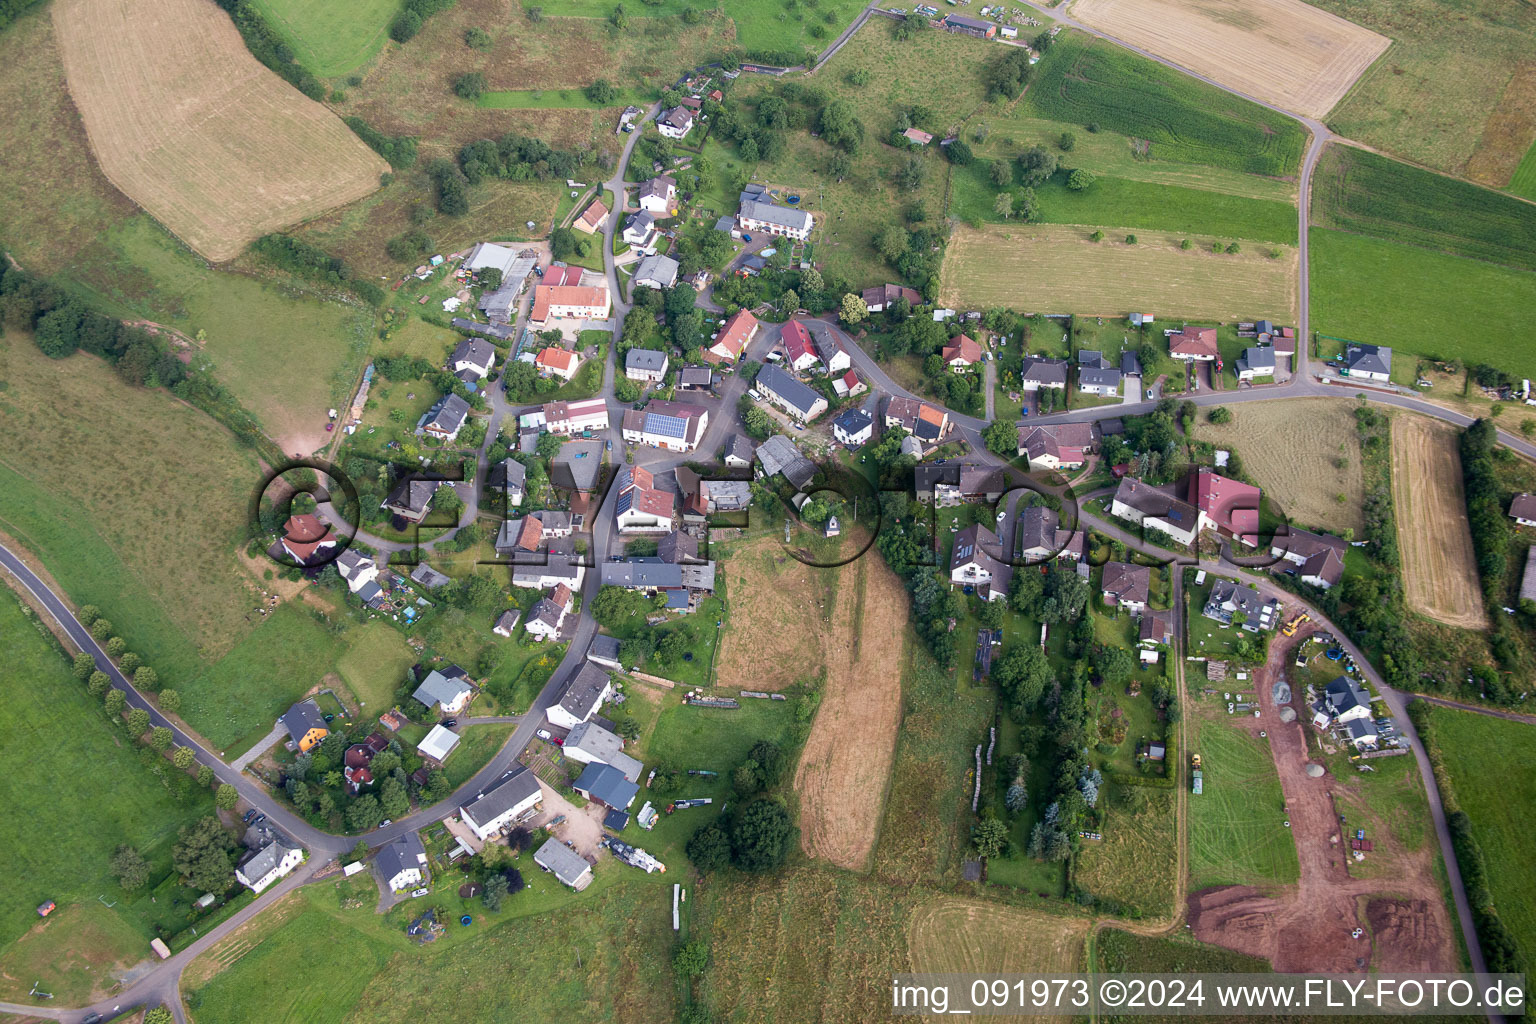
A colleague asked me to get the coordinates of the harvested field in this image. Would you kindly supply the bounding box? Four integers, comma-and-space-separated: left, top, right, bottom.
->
793, 555, 909, 871
715, 535, 837, 692
51, 0, 386, 261
1200, 398, 1364, 534
940, 224, 1296, 320
1390, 416, 1485, 629
909, 898, 1089, 1021
1069, 0, 1388, 119
1466, 65, 1536, 189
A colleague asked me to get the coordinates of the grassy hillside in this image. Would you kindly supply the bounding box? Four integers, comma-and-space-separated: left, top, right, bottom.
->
249, 0, 400, 77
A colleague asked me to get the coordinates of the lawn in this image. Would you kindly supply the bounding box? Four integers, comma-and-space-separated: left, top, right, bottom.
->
1425, 707, 1536, 960
181, 603, 347, 757
951, 161, 1299, 244
442, 724, 514, 788
1025, 32, 1306, 178
1187, 709, 1300, 890
336, 621, 417, 714
0, 333, 262, 682
1075, 782, 1178, 915
646, 696, 795, 773
480, 88, 650, 110
1309, 228, 1536, 379
1312, 146, 1536, 272
0, 590, 214, 989
249, 0, 400, 77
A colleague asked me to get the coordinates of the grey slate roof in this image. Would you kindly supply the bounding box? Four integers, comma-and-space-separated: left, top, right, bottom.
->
374, 831, 428, 886
1120, 350, 1144, 376
488, 458, 526, 493
633, 254, 680, 288
739, 199, 812, 233
1080, 366, 1122, 390
756, 364, 824, 418
574, 761, 639, 808
565, 721, 644, 782
1238, 346, 1276, 375
551, 441, 604, 492
238, 837, 298, 882
755, 434, 816, 488
462, 765, 542, 832
411, 562, 453, 588
657, 530, 699, 564
723, 433, 755, 463
1021, 356, 1070, 386
833, 407, 873, 437
534, 838, 591, 887
421, 393, 471, 435
1346, 343, 1392, 376
451, 337, 495, 371
587, 634, 622, 666
281, 700, 327, 745
1325, 676, 1371, 717
626, 348, 669, 373
412, 668, 473, 710
558, 663, 613, 723
385, 477, 443, 516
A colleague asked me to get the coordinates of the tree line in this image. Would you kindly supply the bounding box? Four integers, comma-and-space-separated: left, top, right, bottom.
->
212, 0, 325, 101
251, 234, 385, 306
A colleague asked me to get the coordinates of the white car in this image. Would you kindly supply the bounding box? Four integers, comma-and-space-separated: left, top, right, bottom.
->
410, 887, 430, 898
1146, 388, 1155, 400
537, 729, 552, 740
996, 509, 1006, 522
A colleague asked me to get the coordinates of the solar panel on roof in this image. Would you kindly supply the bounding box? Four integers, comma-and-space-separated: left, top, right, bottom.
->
646, 413, 688, 439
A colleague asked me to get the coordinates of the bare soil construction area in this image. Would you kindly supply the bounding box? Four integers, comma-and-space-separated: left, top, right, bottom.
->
1069, 0, 1389, 119
51, 0, 386, 261
1188, 628, 1456, 973
1201, 398, 1364, 534
1390, 415, 1485, 630
940, 224, 1296, 321
793, 555, 909, 871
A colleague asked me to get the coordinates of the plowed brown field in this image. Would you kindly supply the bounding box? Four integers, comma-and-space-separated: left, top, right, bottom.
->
52, 0, 386, 261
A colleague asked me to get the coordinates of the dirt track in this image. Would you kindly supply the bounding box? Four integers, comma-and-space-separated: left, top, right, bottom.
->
1390, 416, 1486, 630
1188, 627, 1455, 972
794, 555, 909, 871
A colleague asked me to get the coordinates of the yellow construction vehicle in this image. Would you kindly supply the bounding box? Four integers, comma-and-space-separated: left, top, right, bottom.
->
1282, 612, 1311, 637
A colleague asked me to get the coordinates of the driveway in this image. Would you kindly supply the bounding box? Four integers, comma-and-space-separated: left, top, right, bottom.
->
531, 781, 603, 856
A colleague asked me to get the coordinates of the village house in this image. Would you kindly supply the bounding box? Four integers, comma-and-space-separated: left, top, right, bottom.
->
374, 832, 430, 892
417, 723, 460, 765
235, 836, 303, 894
1202, 578, 1282, 630
677, 365, 716, 393
534, 838, 593, 890
811, 323, 851, 374
1235, 345, 1276, 382
495, 510, 575, 555
535, 347, 580, 381
737, 184, 813, 241
383, 477, 448, 524
884, 396, 949, 445
756, 434, 817, 489
1190, 468, 1262, 547
279, 514, 337, 566
1109, 477, 1201, 547
832, 369, 866, 398
550, 443, 603, 493
450, 337, 496, 382
529, 283, 611, 329
950, 523, 1012, 602
622, 399, 710, 451
832, 407, 873, 446
755, 364, 828, 421
524, 584, 575, 642
544, 397, 610, 435
1101, 561, 1151, 615
903, 127, 933, 146
417, 393, 472, 441
615, 465, 676, 534
1316, 675, 1373, 726
547, 663, 615, 730
658, 529, 705, 565
461, 764, 543, 841
1016, 505, 1085, 562
1140, 610, 1174, 646
563, 721, 644, 782
487, 458, 526, 508
860, 283, 921, 313
1345, 342, 1392, 382
573, 198, 608, 235
706, 308, 759, 364
915, 462, 1005, 505
335, 548, 380, 595
587, 634, 623, 670
511, 547, 585, 593
941, 334, 983, 372
633, 253, 680, 290
1511, 493, 1536, 527
778, 321, 820, 373
657, 106, 694, 139
622, 211, 657, 249
625, 348, 670, 383
1020, 356, 1070, 391
1016, 422, 1095, 470
412, 666, 474, 715
1270, 527, 1347, 589
598, 558, 717, 607
1077, 350, 1122, 396
343, 740, 377, 794
723, 433, 755, 467
637, 175, 676, 215
1168, 326, 1219, 362
281, 699, 328, 753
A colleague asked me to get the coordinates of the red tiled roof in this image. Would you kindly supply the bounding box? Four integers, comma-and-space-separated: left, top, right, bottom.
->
551, 583, 572, 609
942, 334, 982, 365
1190, 468, 1261, 545
575, 199, 608, 230
515, 516, 543, 552
536, 348, 578, 374
531, 284, 608, 323
1169, 327, 1219, 358
781, 321, 815, 364
709, 309, 758, 362
284, 514, 328, 542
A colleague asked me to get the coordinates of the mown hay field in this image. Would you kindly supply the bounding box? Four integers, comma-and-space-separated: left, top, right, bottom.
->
51, 0, 386, 261
1070, 0, 1388, 118
1199, 398, 1365, 534
1026, 33, 1307, 177
249, 0, 399, 77
1187, 710, 1299, 891
1073, 785, 1178, 918
940, 224, 1296, 320
1390, 415, 1485, 630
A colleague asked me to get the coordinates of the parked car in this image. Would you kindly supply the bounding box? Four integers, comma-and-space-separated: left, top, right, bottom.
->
410, 887, 430, 898
379, 819, 392, 828
741, 234, 752, 242
537, 729, 552, 740
1146, 388, 1155, 400
252, 814, 265, 826
442, 719, 456, 728
243, 809, 258, 824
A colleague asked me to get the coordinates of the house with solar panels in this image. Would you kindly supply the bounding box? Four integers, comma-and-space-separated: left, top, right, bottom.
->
621, 399, 710, 452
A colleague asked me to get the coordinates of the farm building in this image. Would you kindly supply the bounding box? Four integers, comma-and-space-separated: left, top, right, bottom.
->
461, 765, 543, 840
534, 838, 593, 890
943, 12, 997, 37
1190, 468, 1262, 547
755, 365, 827, 421
544, 397, 610, 435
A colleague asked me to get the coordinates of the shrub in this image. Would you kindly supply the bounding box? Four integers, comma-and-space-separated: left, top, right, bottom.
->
584, 79, 618, 104
464, 26, 492, 49
453, 72, 486, 100
1058, 131, 1075, 151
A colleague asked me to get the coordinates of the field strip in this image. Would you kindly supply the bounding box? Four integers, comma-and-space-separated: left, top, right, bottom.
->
940, 223, 1296, 320
1068, 0, 1389, 119
51, 0, 387, 261
1389, 415, 1486, 630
